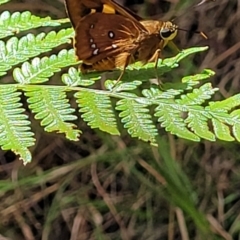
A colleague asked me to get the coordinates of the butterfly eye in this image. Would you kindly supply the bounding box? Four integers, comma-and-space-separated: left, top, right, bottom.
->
160, 22, 178, 40
160, 29, 174, 39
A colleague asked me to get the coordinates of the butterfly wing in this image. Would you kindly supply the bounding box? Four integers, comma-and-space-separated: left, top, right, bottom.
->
102, 0, 143, 21
65, 0, 148, 71
65, 0, 143, 29
65, 0, 103, 28
75, 13, 146, 65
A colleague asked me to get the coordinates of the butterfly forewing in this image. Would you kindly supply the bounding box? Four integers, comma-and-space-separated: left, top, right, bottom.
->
65, 0, 143, 28
75, 13, 146, 65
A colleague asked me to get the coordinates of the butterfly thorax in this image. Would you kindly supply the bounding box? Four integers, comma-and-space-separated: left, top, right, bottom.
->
131, 20, 178, 64
141, 20, 178, 44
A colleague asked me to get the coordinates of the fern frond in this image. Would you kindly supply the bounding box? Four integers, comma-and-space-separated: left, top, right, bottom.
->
186, 108, 215, 141
209, 93, 240, 111
162, 46, 209, 67
0, 11, 61, 39
177, 83, 217, 106
155, 101, 200, 141
211, 118, 234, 141
179, 84, 218, 140
231, 110, 240, 142
0, 36, 232, 163
182, 69, 215, 86
0, 29, 73, 76
13, 49, 76, 84
208, 94, 240, 141
24, 87, 80, 141
0, 86, 35, 163
153, 81, 218, 141
113, 47, 210, 82
75, 90, 120, 135
107, 80, 142, 92
116, 99, 158, 143
62, 67, 98, 87
143, 86, 182, 100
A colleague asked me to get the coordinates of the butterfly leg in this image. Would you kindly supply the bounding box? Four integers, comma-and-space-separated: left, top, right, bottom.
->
116, 68, 126, 83
148, 49, 162, 85
115, 53, 131, 84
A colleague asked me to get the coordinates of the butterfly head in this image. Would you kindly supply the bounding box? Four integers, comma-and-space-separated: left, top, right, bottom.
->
160, 21, 178, 41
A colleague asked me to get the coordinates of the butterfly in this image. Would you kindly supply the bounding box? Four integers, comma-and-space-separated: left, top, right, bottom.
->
65, 0, 178, 81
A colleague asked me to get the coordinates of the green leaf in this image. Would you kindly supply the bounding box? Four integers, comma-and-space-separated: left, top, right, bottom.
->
155, 102, 200, 141
75, 90, 120, 135
185, 107, 215, 141
25, 87, 80, 141
13, 49, 76, 84
116, 99, 157, 143
62, 67, 98, 87
182, 69, 215, 84
212, 118, 234, 141
106, 80, 142, 91
0, 86, 35, 164
0, 29, 74, 76
177, 83, 218, 106
209, 94, 240, 111
230, 110, 240, 141
162, 46, 209, 67
0, 11, 61, 39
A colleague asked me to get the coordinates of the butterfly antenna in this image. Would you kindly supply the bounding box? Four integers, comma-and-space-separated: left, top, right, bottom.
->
177, 27, 208, 39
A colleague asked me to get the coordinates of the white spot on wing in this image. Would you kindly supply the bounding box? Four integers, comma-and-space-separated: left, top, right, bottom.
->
108, 31, 115, 39
90, 24, 94, 29
93, 49, 99, 55
112, 44, 117, 49
91, 43, 96, 48
90, 39, 94, 43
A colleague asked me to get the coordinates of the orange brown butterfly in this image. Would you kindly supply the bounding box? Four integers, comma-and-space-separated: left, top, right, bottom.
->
64, 0, 183, 82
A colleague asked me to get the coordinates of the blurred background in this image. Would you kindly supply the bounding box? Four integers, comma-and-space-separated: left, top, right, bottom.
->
0, 0, 239, 240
